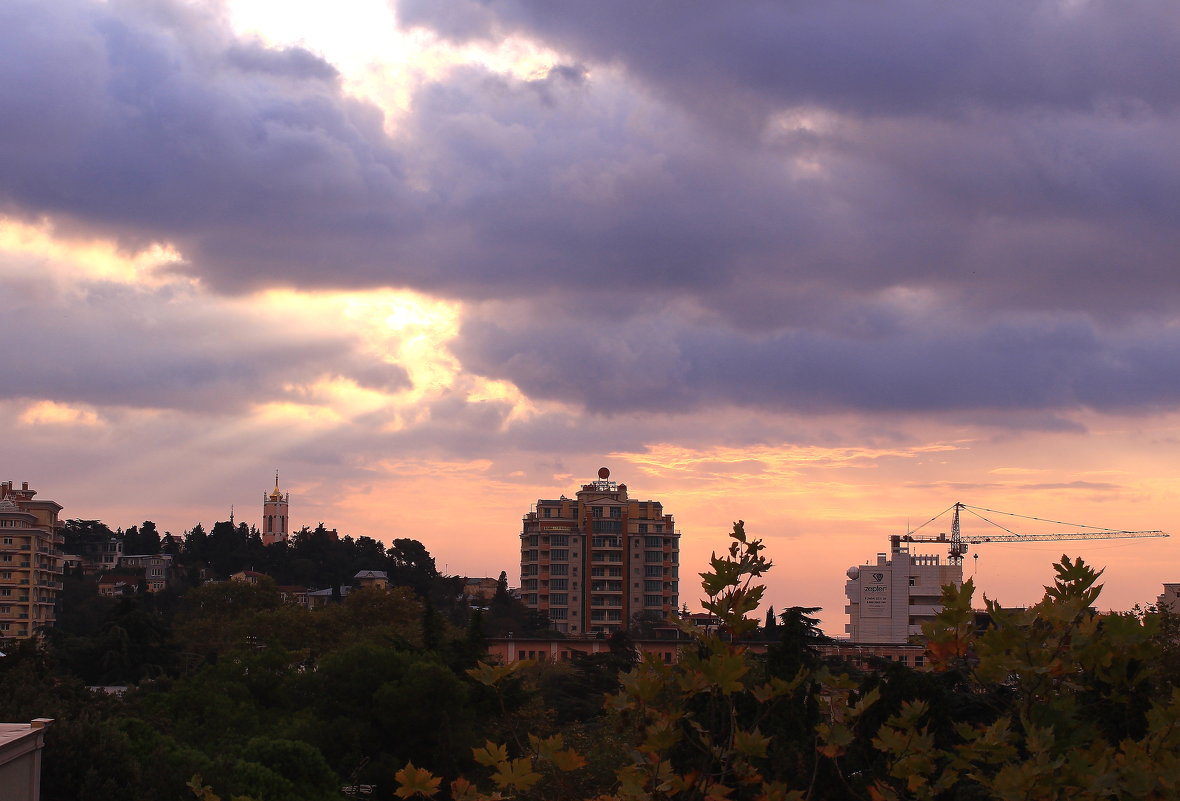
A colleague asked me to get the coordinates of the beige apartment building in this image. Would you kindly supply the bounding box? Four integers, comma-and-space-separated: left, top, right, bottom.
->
844, 541, 962, 643
1157, 583, 1180, 613
0, 482, 64, 641
0, 718, 52, 801
520, 469, 679, 635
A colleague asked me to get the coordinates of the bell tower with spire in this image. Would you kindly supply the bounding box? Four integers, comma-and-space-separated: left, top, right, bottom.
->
262, 472, 290, 546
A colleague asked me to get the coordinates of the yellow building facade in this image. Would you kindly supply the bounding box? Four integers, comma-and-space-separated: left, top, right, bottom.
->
0, 482, 64, 641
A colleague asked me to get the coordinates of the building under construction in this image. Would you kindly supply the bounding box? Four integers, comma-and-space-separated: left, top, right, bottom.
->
844, 543, 961, 643
844, 502, 1167, 644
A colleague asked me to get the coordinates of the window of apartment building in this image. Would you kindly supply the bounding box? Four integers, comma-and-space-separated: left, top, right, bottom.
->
0, 589, 9, 597
644, 566, 663, 577
550, 607, 567, 619
645, 551, 663, 563
550, 579, 568, 590
1, 555, 10, 563
523, 579, 538, 590
0, 606, 9, 614
606, 610, 622, 621
550, 593, 568, 604
592, 520, 621, 534
550, 564, 568, 576
654, 524, 663, 532
645, 536, 662, 548
550, 549, 569, 561
644, 580, 663, 592
638, 524, 648, 533
590, 567, 605, 577
550, 535, 568, 546
526, 594, 538, 604
644, 595, 664, 607
593, 507, 603, 518
523, 550, 538, 561
542, 507, 552, 517
0, 623, 8, 632
1, 538, 11, 545
610, 506, 621, 518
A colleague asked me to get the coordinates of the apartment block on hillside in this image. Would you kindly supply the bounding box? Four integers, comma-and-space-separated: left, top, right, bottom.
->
0, 482, 64, 641
521, 469, 679, 636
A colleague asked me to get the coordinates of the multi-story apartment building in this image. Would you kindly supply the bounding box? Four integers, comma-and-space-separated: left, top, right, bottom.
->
118, 553, 176, 593
0, 482, 64, 641
78, 536, 122, 574
844, 540, 962, 643
520, 469, 679, 635
1158, 583, 1180, 614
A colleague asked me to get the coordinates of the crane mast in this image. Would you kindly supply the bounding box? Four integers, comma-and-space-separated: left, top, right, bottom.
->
892, 501, 1168, 565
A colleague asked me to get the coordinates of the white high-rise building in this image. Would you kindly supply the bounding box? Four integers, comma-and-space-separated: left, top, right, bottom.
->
844, 540, 962, 643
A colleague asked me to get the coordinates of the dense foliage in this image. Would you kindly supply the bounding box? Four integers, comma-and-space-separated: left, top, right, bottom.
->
4, 518, 1180, 800
2, 519, 549, 800
393, 524, 1180, 801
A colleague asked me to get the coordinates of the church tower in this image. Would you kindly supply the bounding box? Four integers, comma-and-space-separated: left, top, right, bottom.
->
262, 472, 289, 546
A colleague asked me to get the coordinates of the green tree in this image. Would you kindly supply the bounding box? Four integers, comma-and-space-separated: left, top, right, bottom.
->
387, 538, 439, 596
870, 556, 1180, 801
123, 521, 162, 555
172, 576, 282, 658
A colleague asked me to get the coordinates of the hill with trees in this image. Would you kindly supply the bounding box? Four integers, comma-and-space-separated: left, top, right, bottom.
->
4, 520, 1180, 800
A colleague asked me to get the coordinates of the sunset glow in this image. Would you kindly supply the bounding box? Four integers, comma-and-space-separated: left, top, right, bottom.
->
5, 0, 1180, 635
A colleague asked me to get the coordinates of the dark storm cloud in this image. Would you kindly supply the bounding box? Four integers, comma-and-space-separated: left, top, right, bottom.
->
0, 0, 414, 289
455, 310, 1180, 415
398, 0, 1180, 118
0, 270, 409, 412
4, 0, 1180, 419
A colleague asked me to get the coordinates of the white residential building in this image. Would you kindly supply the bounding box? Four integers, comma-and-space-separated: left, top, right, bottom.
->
844, 543, 962, 643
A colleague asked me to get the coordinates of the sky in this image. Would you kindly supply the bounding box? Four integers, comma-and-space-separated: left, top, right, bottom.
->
4, 0, 1180, 634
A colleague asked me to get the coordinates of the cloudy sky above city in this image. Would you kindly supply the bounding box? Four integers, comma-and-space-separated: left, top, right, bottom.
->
4, 0, 1180, 629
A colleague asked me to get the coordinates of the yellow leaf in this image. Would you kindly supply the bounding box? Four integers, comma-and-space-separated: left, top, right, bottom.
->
550, 748, 588, 772
473, 741, 510, 767
491, 757, 542, 791
734, 728, 770, 758
395, 762, 442, 799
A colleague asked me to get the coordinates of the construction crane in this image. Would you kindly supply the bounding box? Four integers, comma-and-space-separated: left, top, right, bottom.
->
892, 502, 1168, 565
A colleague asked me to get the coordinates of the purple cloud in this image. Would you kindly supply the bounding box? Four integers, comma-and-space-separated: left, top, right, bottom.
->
3, 0, 1180, 420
